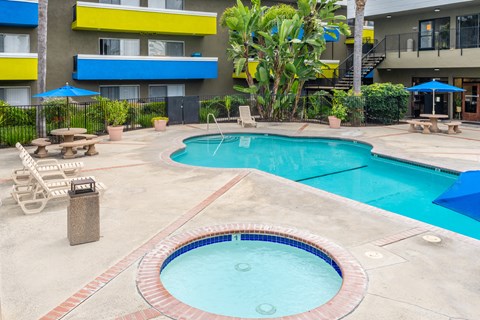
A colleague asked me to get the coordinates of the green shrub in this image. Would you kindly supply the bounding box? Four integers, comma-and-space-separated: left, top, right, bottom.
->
41, 98, 68, 125
0, 125, 36, 146
0, 104, 34, 126
136, 114, 153, 128
361, 83, 409, 124
142, 101, 166, 115
200, 107, 219, 123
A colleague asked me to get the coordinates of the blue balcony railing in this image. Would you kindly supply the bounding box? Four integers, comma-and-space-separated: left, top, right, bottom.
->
0, 0, 38, 27
73, 55, 218, 80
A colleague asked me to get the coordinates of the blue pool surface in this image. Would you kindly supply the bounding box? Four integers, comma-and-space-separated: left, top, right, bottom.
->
171, 134, 479, 240
161, 237, 342, 318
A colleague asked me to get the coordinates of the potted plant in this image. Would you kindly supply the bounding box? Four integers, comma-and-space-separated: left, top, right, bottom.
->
104, 99, 128, 141
151, 116, 169, 131
328, 104, 347, 129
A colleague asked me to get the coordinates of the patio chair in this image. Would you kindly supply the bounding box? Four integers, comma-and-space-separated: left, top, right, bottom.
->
12, 142, 84, 185
237, 105, 257, 128
12, 163, 105, 214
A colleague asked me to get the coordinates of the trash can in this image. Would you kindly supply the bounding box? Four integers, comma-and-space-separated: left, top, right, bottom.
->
67, 178, 100, 246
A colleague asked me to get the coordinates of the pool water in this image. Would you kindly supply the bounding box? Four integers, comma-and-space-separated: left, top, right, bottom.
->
172, 134, 480, 240
160, 239, 342, 318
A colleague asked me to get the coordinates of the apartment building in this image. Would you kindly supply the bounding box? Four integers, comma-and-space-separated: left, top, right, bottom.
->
0, 0, 351, 106
348, 0, 480, 120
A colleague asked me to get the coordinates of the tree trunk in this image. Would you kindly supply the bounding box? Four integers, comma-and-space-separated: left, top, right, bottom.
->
353, 0, 366, 95
37, 0, 48, 137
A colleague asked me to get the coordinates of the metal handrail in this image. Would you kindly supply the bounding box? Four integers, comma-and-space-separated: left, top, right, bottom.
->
206, 113, 224, 139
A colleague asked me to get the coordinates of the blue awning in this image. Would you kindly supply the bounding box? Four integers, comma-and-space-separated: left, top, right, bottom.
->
433, 171, 480, 221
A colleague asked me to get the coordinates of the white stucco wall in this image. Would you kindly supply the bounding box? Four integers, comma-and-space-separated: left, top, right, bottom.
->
347, 0, 477, 19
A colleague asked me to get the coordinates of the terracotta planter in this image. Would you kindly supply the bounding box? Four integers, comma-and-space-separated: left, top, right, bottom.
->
107, 125, 124, 141
154, 119, 167, 132
328, 116, 342, 129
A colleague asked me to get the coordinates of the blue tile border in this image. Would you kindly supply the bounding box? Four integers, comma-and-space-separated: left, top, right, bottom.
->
161, 233, 342, 277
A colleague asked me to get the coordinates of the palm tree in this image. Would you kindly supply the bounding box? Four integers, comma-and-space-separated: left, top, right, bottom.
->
37, 0, 48, 137
353, 0, 367, 95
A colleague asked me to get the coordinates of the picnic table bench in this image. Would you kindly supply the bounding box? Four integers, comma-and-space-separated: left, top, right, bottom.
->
441, 121, 462, 134
59, 139, 100, 159
74, 133, 99, 149
406, 120, 432, 134
31, 138, 51, 158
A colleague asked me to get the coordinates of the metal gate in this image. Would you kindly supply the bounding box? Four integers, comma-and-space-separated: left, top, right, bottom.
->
166, 96, 200, 125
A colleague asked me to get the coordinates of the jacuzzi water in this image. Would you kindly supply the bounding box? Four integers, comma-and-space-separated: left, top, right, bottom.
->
160, 236, 342, 318
171, 134, 480, 240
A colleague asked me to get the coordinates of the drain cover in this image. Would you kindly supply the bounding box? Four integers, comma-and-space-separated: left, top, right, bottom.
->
365, 251, 383, 259
256, 303, 276, 315
422, 235, 442, 243
235, 263, 252, 272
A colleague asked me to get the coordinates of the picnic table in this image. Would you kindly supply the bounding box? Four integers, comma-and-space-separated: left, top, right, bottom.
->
50, 128, 87, 143
419, 114, 448, 133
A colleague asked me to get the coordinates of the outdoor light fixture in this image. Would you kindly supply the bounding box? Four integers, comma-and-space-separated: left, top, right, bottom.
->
434, 68, 440, 71
434, 8, 440, 12
386, 15, 392, 19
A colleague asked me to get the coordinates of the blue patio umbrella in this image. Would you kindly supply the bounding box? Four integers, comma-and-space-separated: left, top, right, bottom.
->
406, 80, 465, 115
433, 171, 480, 221
33, 82, 100, 129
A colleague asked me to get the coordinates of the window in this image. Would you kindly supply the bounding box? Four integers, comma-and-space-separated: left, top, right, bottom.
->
100, 38, 139, 56
149, 84, 184, 98
457, 14, 480, 48
99, 0, 139, 6
0, 87, 30, 106
0, 34, 29, 53
100, 85, 139, 100
148, 0, 183, 10
148, 40, 184, 56
419, 17, 450, 50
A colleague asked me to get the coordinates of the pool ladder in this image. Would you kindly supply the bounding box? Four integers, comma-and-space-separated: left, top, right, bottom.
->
206, 113, 224, 139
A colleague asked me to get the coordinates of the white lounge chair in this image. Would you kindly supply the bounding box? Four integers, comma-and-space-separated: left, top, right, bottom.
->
13, 142, 84, 185
12, 163, 105, 214
237, 105, 257, 128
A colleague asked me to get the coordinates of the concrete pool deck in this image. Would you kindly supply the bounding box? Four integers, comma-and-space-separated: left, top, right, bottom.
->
0, 122, 479, 320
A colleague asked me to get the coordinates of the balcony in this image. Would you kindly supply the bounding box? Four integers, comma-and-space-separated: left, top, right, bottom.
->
72, 2, 217, 36
232, 60, 339, 79
0, 53, 38, 80
345, 26, 374, 44
381, 27, 480, 69
0, 0, 38, 27
73, 55, 218, 80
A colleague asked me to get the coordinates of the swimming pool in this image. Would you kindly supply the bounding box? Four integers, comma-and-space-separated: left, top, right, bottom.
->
171, 134, 480, 240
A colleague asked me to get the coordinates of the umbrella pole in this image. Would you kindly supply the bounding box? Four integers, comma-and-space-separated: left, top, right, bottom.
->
67, 96, 70, 130
432, 89, 436, 115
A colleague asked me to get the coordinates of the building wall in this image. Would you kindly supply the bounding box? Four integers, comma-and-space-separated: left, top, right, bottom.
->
347, 0, 475, 19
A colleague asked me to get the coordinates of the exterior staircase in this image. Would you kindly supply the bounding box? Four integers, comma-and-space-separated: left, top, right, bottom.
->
334, 38, 386, 90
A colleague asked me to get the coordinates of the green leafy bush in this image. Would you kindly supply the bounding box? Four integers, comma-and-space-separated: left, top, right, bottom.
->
361, 83, 409, 124
41, 98, 68, 125
200, 107, 219, 123
0, 102, 34, 126
0, 125, 36, 146
142, 101, 166, 115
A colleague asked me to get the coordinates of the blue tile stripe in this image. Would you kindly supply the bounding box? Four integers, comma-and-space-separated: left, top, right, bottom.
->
161, 233, 342, 278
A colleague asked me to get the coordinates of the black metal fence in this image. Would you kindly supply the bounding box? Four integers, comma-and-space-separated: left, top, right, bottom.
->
0, 94, 407, 148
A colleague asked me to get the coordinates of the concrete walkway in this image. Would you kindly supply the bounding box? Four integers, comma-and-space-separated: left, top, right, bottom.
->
0, 122, 479, 320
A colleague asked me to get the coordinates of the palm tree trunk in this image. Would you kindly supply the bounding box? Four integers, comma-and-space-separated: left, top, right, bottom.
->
37, 0, 48, 137
353, 0, 366, 95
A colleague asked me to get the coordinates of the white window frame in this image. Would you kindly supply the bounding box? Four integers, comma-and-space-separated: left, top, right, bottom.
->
99, 85, 140, 100
99, 0, 140, 6
148, 39, 185, 57
0, 86, 31, 106
0, 33, 30, 53
148, 84, 185, 98
148, 0, 184, 10
99, 38, 140, 56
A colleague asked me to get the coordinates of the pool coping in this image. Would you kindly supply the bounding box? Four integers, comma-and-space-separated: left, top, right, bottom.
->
137, 224, 368, 320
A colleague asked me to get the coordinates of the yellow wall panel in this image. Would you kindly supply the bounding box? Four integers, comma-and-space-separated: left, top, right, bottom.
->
73, 6, 216, 35
232, 61, 339, 79
0, 57, 38, 80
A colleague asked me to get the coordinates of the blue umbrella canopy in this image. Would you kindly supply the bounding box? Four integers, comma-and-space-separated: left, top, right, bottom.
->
433, 171, 480, 222
406, 80, 465, 115
33, 83, 100, 129
406, 80, 465, 93
33, 82, 100, 98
